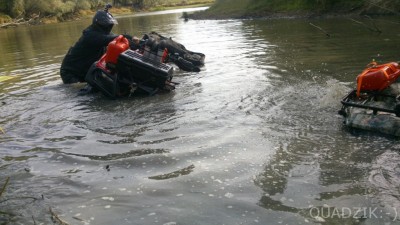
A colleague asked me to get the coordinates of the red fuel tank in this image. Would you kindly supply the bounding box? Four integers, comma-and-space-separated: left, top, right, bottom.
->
105, 35, 130, 65
356, 62, 400, 96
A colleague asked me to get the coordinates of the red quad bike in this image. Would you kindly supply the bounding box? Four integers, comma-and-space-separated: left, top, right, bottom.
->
85, 32, 205, 98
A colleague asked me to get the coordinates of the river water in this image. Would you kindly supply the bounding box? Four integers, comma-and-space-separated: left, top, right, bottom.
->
1, 8, 400, 225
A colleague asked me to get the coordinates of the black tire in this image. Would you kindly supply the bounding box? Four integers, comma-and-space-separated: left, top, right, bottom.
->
175, 57, 200, 72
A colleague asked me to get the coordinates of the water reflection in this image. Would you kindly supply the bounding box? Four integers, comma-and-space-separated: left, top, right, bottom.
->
369, 151, 400, 219
65, 148, 170, 160
241, 17, 400, 223
148, 164, 195, 180
255, 139, 375, 223
253, 79, 399, 223
243, 17, 400, 83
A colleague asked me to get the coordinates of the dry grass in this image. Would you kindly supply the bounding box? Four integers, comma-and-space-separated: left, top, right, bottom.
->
108, 7, 133, 15
41, 16, 59, 24
0, 13, 12, 24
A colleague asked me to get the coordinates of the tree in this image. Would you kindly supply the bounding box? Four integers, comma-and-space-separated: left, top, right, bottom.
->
88, 0, 107, 9
112, 0, 136, 7
131, 0, 162, 9
132, 0, 144, 9
9, 0, 25, 18
0, 0, 8, 13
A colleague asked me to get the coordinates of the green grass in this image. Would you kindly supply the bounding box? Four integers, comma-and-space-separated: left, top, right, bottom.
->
196, 0, 252, 18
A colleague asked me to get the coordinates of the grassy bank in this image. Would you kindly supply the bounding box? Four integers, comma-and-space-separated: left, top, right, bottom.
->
192, 0, 400, 19
0, 0, 215, 26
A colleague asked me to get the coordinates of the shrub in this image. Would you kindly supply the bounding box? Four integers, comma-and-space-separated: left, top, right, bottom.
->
9, 0, 24, 17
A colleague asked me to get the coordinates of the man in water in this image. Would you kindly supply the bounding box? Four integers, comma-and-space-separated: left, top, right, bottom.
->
60, 4, 137, 85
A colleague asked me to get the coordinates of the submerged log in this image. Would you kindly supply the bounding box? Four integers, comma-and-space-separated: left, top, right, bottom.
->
0, 18, 25, 28
0, 14, 40, 29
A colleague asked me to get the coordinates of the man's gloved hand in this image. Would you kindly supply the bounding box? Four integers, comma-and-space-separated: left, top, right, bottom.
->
123, 34, 141, 50
132, 36, 140, 45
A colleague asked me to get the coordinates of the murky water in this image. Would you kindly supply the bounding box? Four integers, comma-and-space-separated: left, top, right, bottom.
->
1, 8, 400, 225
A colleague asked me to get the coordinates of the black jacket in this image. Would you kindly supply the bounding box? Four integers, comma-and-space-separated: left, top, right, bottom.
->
60, 24, 118, 83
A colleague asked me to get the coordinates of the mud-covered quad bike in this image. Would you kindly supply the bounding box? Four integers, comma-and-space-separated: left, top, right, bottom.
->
85, 32, 205, 98
338, 61, 400, 136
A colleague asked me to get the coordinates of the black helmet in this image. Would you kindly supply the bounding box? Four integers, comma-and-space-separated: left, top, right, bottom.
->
92, 9, 118, 26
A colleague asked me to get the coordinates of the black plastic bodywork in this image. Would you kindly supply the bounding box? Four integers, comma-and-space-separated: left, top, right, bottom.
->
85, 49, 174, 98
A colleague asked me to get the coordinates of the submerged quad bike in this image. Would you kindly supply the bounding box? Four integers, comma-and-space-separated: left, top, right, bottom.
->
338, 61, 400, 136
85, 32, 205, 98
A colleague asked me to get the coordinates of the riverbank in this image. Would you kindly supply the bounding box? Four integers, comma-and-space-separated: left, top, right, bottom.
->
189, 10, 362, 20
189, 0, 400, 20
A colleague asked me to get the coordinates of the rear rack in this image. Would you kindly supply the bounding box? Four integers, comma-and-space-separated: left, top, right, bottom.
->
340, 89, 400, 117
123, 49, 171, 71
